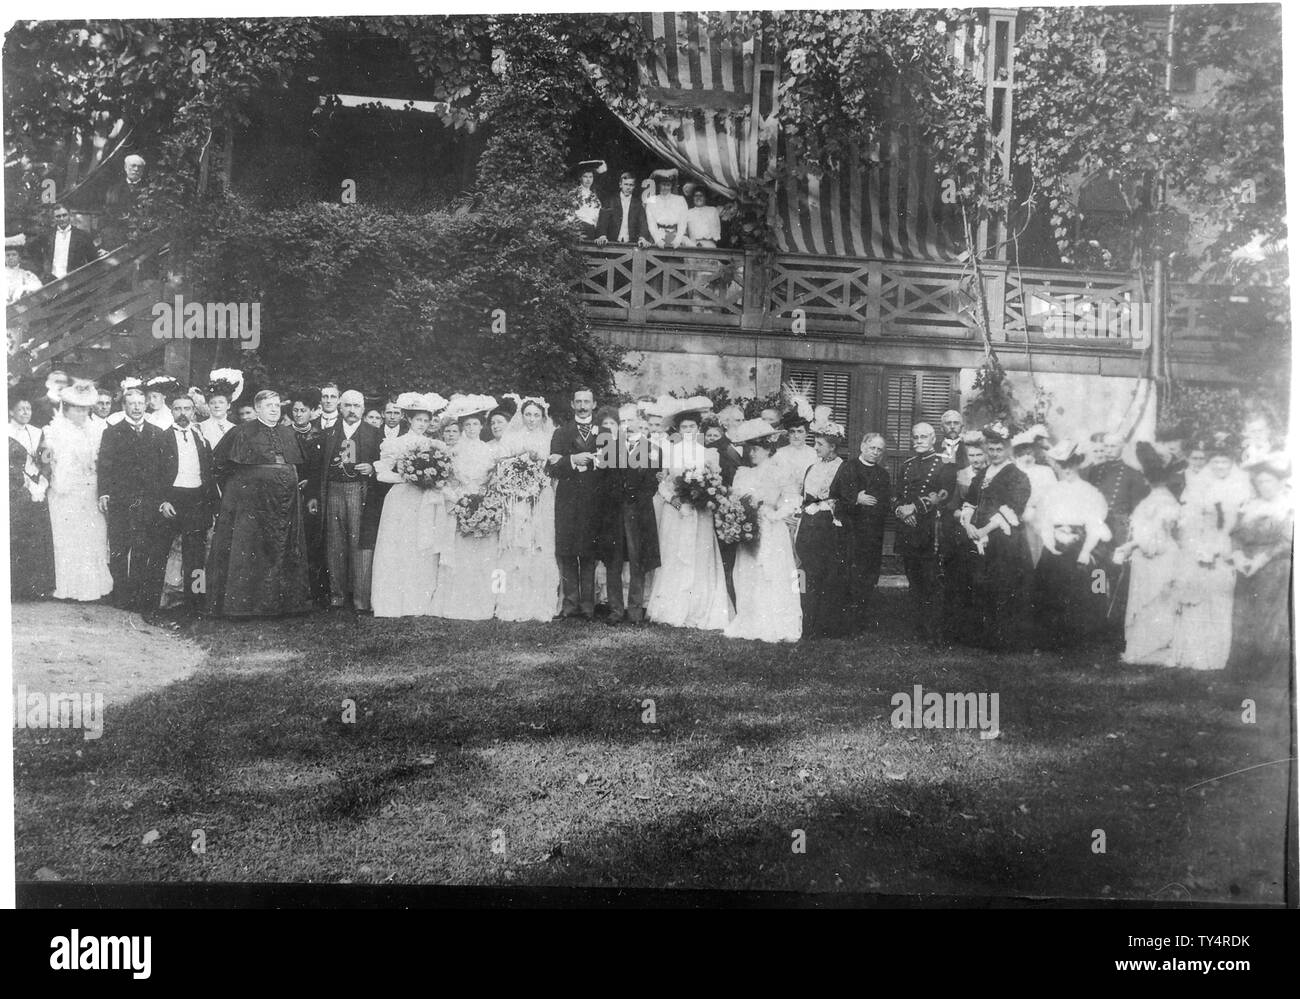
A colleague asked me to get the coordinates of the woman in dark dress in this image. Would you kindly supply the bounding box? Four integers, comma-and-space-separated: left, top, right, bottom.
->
795, 412, 852, 639
289, 390, 329, 603
1031, 440, 1113, 649
1228, 454, 1293, 682
7, 396, 55, 599
205, 389, 313, 618
958, 424, 1034, 650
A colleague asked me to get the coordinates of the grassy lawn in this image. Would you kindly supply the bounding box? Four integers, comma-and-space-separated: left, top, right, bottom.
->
12, 591, 1295, 901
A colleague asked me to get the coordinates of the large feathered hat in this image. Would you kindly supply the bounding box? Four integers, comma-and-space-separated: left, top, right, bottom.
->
659, 394, 714, 430
808, 405, 845, 444
207, 368, 244, 403
780, 386, 814, 430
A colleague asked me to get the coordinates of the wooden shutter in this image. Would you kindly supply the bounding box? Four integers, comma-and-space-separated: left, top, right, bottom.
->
784, 363, 853, 455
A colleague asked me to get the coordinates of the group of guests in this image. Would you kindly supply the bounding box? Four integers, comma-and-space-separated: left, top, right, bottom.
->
8, 370, 1292, 679
570, 161, 724, 249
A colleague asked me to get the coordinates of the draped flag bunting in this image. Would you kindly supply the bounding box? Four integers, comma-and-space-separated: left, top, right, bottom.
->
585, 11, 988, 262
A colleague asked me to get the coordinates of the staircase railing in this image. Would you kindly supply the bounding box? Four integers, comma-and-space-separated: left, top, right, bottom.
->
6, 235, 172, 383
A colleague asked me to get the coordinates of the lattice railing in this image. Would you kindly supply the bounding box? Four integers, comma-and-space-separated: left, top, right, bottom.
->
577, 246, 1241, 354
1004, 267, 1148, 344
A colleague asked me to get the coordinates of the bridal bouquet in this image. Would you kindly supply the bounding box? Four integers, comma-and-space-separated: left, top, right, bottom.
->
673, 464, 726, 513
392, 435, 454, 489
713, 492, 758, 547
454, 492, 506, 537
488, 453, 548, 504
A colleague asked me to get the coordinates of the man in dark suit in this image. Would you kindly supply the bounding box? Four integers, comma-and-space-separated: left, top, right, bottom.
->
315, 389, 382, 611
594, 405, 662, 625
97, 385, 166, 613
937, 409, 969, 469
832, 431, 893, 632
38, 203, 100, 283
148, 390, 219, 621
594, 172, 650, 247
548, 387, 602, 619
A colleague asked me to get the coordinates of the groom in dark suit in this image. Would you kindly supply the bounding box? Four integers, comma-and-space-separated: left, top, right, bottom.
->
148, 390, 219, 620
548, 387, 602, 619
316, 389, 383, 611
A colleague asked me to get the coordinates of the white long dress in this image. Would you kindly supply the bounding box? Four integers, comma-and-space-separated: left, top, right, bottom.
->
647, 435, 733, 629
371, 435, 457, 618
432, 438, 499, 620
44, 416, 113, 601
493, 425, 561, 622
724, 462, 802, 642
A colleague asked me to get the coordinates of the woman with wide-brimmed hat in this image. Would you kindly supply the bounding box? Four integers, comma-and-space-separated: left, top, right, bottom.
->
646, 395, 732, 630
1030, 439, 1112, 650
723, 419, 801, 642
1226, 452, 1292, 681
1112, 442, 1183, 667
371, 392, 453, 618
42, 380, 113, 601
796, 410, 853, 639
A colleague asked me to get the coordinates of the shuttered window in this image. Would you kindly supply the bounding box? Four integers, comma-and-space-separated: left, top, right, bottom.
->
784, 365, 852, 449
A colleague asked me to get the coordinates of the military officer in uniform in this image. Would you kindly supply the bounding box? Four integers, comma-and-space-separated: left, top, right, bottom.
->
893, 422, 956, 645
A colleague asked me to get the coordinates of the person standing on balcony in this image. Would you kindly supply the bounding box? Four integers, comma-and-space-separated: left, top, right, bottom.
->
96, 384, 163, 611
644, 169, 689, 249
38, 203, 99, 283
594, 172, 649, 248
682, 185, 722, 248
569, 160, 606, 241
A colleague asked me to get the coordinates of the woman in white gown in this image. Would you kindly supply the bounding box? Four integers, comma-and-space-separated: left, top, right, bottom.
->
371, 393, 453, 618
494, 395, 561, 621
433, 397, 499, 620
647, 398, 733, 630
42, 381, 112, 601
724, 419, 802, 642
1172, 435, 1252, 670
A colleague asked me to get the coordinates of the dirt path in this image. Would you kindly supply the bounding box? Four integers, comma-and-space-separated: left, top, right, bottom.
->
9, 602, 204, 707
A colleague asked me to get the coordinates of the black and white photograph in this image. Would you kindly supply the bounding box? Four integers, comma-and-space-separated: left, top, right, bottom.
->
3, 2, 1296, 919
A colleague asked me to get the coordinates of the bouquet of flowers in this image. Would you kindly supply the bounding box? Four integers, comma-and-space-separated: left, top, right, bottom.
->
392, 435, 454, 489
714, 492, 758, 547
673, 464, 726, 513
454, 492, 506, 537
488, 452, 548, 504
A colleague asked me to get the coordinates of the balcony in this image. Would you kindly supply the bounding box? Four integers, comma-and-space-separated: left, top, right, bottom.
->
576, 244, 1241, 359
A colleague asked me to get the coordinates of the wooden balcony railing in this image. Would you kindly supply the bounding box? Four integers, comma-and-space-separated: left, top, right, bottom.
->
576, 244, 1243, 356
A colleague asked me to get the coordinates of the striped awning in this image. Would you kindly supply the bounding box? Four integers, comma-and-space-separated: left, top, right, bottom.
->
587, 11, 988, 261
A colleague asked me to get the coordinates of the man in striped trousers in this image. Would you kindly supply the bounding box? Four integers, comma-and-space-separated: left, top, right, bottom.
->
318, 389, 382, 612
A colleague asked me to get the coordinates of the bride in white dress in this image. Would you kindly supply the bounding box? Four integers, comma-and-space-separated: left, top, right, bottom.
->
371, 393, 453, 618
646, 398, 733, 630
494, 395, 561, 621
724, 420, 802, 642
42, 382, 112, 601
